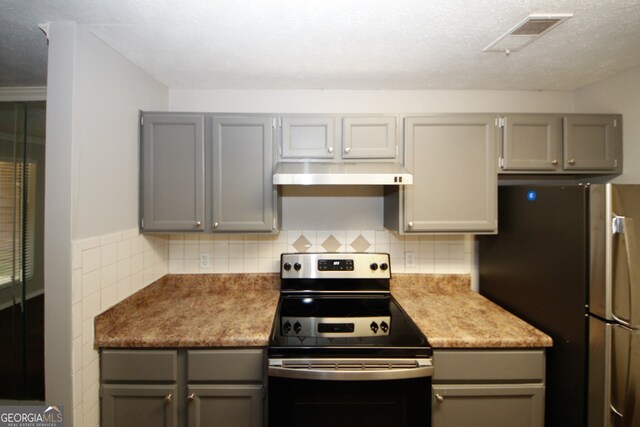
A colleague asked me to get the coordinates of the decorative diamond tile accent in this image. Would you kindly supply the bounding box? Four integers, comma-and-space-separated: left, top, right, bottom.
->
292, 235, 312, 252
321, 235, 342, 252
351, 235, 371, 252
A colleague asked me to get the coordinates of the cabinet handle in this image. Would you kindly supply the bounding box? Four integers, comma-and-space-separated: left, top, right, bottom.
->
344, 147, 351, 154
187, 393, 196, 402
213, 222, 219, 228
408, 221, 414, 228
435, 393, 444, 403
195, 220, 202, 227
551, 159, 558, 166
164, 393, 173, 404
328, 146, 334, 153
568, 158, 576, 165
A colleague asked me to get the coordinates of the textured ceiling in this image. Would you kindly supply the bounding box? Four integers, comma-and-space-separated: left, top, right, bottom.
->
2, 0, 640, 90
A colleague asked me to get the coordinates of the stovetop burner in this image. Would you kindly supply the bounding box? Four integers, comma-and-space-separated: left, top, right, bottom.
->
268, 253, 431, 359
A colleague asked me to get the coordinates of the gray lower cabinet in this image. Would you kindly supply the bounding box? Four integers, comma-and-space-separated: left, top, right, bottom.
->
432, 349, 545, 427
498, 114, 622, 174
385, 114, 497, 233
102, 384, 178, 427
140, 113, 206, 232
100, 349, 265, 427
211, 116, 276, 232
186, 349, 264, 427
187, 385, 262, 427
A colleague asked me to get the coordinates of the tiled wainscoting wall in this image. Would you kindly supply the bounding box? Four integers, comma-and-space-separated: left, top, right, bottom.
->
168, 230, 473, 275
71, 229, 168, 427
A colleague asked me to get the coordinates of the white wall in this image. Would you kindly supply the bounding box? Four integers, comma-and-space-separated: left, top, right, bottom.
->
170, 89, 573, 113
573, 66, 640, 183
45, 22, 168, 426
72, 26, 168, 239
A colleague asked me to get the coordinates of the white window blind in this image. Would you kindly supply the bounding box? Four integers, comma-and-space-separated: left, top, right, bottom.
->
0, 159, 36, 287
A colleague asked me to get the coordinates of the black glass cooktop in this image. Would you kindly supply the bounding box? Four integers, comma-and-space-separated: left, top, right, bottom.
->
268, 294, 431, 358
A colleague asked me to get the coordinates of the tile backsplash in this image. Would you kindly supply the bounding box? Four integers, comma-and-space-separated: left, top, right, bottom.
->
71, 229, 168, 427
168, 230, 473, 275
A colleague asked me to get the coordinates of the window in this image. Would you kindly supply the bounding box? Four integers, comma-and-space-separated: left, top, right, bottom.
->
0, 160, 36, 287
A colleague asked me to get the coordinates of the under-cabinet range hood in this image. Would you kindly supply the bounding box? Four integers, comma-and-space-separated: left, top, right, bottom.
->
273, 162, 413, 185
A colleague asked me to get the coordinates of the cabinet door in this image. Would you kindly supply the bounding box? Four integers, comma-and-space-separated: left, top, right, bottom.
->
432, 384, 544, 427
141, 114, 206, 231
101, 384, 178, 427
281, 116, 336, 159
563, 115, 621, 171
211, 116, 274, 232
404, 115, 497, 233
187, 385, 263, 427
342, 116, 396, 159
501, 115, 562, 172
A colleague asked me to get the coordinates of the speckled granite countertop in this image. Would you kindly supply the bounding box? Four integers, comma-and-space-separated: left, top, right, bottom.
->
392, 274, 552, 348
95, 273, 552, 349
94, 274, 280, 348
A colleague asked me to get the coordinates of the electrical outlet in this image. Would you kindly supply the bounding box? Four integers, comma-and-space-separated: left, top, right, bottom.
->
405, 251, 416, 268
199, 252, 211, 268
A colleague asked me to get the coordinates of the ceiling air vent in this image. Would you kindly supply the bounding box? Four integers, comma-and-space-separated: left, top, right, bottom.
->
484, 13, 573, 54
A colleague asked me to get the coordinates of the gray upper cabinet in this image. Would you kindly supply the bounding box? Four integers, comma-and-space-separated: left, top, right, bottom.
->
212, 116, 275, 232
280, 116, 336, 159
278, 115, 398, 161
396, 115, 497, 233
500, 115, 562, 172
498, 114, 622, 174
564, 114, 622, 172
342, 116, 397, 159
141, 113, 206, 232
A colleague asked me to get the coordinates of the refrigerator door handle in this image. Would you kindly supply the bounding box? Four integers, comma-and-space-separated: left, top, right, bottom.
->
621, 218, 640, 328
611, 216, 640, 328
613, 216, 626, 235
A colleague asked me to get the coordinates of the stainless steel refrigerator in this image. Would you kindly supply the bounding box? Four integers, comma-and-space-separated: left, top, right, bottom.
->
478, 183, 640, 427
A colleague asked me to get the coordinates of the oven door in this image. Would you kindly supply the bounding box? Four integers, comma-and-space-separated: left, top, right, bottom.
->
268, 358, 433, 427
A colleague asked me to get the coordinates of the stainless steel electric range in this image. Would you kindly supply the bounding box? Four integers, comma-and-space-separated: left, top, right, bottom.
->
268, 253, 433, 427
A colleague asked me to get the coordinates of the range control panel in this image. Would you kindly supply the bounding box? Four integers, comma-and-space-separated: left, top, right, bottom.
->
281, 316, 391, 338
280, 253, 391, 280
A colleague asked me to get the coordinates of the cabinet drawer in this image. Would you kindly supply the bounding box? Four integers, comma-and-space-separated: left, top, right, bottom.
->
101, 350, 178, 382
433, 350, 545, 382
188, 349, 263, 382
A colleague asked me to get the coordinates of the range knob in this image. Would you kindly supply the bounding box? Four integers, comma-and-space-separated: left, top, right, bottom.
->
370, 322, 379, 333
283, 321, 292, 334
283, 262, 292, 271
379, 263, 388, 271
370, 263, 378, 271
293, 321, 302, 334
380, 321, 389, 333
294, 262, 302, 271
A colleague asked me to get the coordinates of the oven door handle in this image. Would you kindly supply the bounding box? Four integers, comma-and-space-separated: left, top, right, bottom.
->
268, 360, 433, 381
